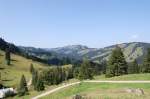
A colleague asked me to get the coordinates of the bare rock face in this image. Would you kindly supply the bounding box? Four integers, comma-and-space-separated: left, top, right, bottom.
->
125, 88, 144, 95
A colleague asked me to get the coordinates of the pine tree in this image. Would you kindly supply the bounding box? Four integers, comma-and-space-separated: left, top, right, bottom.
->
101, 60, 107, 74
106, 46, 128, 77
78, 59, 93, 80
32, 70, 38, 90
73, 68, 80, 79
30, 63, 34, 74
5, 47, 11, 65
142, 48, 150, 73
128, 59, 139, 74
53, 67, 60, 85
0, 72, 2, 88
18, 75, 28, 96
0, 72, 1, 81
35, 75, 45, 91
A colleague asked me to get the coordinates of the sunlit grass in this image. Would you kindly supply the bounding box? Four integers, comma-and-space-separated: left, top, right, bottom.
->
41, 83, 150, 99
94, 73, 150, 81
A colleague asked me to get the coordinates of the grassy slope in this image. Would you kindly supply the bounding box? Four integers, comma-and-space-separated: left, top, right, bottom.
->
42, 83, 150, 99
94, 73, 150, 81
0, 50, 48, 87
0, 50, 77, 99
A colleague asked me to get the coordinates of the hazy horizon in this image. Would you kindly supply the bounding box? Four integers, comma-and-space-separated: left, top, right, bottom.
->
1, 0, 150, 48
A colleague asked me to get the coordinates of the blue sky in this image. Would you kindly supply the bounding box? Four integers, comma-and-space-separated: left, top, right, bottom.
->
0, 0, 150, 48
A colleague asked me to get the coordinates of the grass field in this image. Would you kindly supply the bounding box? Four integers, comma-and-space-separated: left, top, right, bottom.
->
39, 74, 150, 99
94, 73, 150, 81
41, 82, 150, 99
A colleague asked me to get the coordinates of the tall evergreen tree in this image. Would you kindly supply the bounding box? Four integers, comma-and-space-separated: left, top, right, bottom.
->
5, 47, 11, 65
142, 48, 150, 73
101, 60, 107, 74
106, 46, 128, 77
18, 75, 28, 96
32, 70, 38, 90
73, 67, 80, 79
128, 59, 139, 74
0, 72, 2, 88
35, 75, 45, 91
0, 72, 1, 81
78, 59, 93, 80
30, 63, 34, 74
0, 72, 3, 89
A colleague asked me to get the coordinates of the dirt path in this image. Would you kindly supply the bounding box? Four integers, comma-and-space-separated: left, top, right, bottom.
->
32, 82, 81, 99
32, 80, 150, 99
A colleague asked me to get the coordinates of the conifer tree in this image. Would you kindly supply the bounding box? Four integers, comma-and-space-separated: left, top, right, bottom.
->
35, 76, 45, 91
30, 63, 34, 74
5, 47, 11, 65
128, 59, 139, 74
0, 72, 2, 88
0, 72, 1, 81
18, 75, 28, 96
73, 68, 80, 79
78, 59, 93, 80
32, 70, 38, 90
142, 48, 150, 73
106, 46, 128, 77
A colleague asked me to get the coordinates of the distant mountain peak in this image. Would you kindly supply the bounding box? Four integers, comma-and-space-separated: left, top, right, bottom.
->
62, 45, 89, 50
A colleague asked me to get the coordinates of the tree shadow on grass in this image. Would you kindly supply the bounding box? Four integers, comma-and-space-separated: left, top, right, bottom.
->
11, 59, 18, 62
0, 67, 5, 70
2, 79, 13, 82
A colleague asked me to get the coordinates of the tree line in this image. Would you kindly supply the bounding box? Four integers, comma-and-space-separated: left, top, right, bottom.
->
17, 60, 103, 96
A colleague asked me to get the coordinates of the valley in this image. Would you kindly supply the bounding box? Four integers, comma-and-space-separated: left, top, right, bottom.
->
1, 38, 150, 99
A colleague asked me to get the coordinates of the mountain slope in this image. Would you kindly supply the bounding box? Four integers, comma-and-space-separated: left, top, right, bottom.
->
48, 42, 150, 63
89, 42, 150, 63
48, 45, 96, 59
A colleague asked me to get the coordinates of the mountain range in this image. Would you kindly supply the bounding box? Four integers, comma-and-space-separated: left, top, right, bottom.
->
0, 38, 149, 64
20, 42, 150, 64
